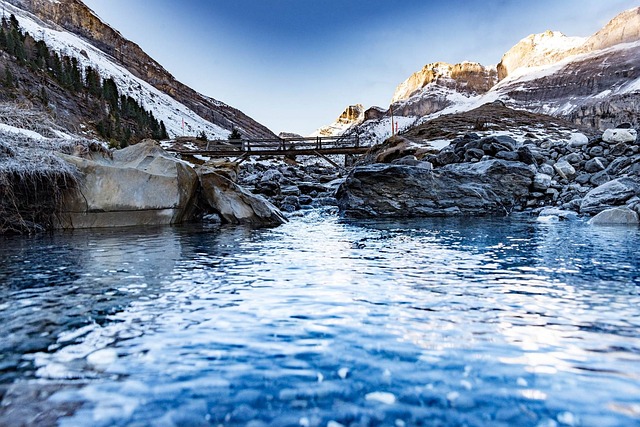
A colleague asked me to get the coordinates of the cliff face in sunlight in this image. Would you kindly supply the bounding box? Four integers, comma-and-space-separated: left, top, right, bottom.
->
392, 62, 498, 103
6, 0, 276, 138
317, 6, 640, 139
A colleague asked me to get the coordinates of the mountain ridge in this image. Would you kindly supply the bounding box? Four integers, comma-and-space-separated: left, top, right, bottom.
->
3, 0, 276, 139
316, 6, 640, 142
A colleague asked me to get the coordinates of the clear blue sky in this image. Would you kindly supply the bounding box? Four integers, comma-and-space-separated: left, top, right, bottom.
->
82, 0, 637, 135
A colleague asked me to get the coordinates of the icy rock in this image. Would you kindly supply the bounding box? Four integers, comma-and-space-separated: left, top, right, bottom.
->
602, 128, 637, 144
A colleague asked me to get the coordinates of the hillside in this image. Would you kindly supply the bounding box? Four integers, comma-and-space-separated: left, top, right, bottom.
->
0, 0, 276, 140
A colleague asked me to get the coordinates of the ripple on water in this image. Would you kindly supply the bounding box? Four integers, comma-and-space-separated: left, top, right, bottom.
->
0, 216, 639, 426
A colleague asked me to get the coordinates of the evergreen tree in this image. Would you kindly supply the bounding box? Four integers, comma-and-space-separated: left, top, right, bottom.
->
4, 67, 14, 88
229, 127, 242, 140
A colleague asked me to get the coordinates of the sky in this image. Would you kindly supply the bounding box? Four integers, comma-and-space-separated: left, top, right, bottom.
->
81, 0, 638, 136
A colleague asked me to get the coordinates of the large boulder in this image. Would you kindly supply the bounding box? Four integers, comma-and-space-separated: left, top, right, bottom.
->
336, 159, 534, 217
588, 207, 639, 226
198, 167, 287, 227
602, 128, 637, 144
580, 177, 640, 215
58, 140, 198, 228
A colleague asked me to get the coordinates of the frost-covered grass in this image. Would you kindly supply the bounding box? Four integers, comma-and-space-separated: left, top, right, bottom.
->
0, 105, 107, 234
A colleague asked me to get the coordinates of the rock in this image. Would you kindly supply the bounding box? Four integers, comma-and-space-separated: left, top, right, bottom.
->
602, 128, 637, 144
198, 167, 287, 227
280, 185, 301, 196
434, 146, 461, 166
392, 155, 420, 166
588, 207, 639, 226
496, 151, 520, 161
464, 148, 485, 161
298, 195, 313, 205
580, 177, 640, 215
517, 146, 537, 165
589, 171, 611, 187
575, 173, 591, 185
260, 169, 284, 183
532, 173, 552, 191
569, 133, 589, 148
539, 163, 555, 176
554, 160, 576, 180
58, 140, 199, 228
584, 157, 607, 173
336, 160, 534, 218
538, 207, 579, 221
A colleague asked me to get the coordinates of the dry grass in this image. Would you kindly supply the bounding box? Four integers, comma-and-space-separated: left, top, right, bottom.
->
0, 105, 108, 233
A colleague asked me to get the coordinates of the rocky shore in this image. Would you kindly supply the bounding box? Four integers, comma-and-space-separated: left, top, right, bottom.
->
336, 123, 640, 225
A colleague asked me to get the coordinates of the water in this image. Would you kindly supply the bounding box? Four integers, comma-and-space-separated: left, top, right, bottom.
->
0, 212, 639, 426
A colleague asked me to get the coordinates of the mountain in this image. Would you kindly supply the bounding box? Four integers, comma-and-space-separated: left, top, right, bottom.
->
0, 0, 276, 140
317, 6, 640, 143
312, 104, 365, 137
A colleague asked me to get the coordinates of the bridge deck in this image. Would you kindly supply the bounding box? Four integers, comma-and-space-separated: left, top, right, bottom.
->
166, 135, 369, 159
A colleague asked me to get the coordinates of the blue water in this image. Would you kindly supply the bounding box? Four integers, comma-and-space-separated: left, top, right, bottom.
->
0, 212, 639, 426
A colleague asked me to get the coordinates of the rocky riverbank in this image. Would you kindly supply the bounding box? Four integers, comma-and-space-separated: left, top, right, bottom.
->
336, 121, 640, 225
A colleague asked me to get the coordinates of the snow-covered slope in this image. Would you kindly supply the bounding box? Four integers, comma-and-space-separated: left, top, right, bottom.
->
315, 6, 640, 142
0, 0, 276, 140
1, 0, 228, 139
496, 31, 586, 80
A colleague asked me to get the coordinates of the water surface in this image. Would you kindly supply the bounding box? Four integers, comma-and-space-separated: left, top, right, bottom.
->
0, 212, 639, 426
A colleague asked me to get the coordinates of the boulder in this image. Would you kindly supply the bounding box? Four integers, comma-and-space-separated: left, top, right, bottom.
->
554, 160, 576, 180
58, 140, 198, 228
198, 167, 287, 227
532, 173, 552, 191
580, 177, 640, 215
602, 128, 637, 144
336, 159, 534, 218
584, 157, 607, 173
588, 207, 639, 226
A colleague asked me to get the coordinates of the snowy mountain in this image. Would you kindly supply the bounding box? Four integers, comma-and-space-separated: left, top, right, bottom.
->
317, 6, 640, 144
0, 0, 275, 140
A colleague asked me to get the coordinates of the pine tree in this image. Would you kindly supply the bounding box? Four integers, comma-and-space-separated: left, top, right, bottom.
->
229, 127, 241, 140
4, 67, 14, 88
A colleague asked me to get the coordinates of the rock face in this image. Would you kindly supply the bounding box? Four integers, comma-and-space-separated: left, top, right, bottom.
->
318, 7, 640, 139
389, 61, 498, 117
392, 62, 497, 103
58, 140, 198, 228
336, 160, 534, 218
58, 140, 285, 228
6, 0, 275, 139
496, 31, 586, 80
314, 104, 365, 136
198, 167, 287, 227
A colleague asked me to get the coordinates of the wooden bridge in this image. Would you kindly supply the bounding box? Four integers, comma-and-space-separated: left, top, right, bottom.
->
166, 135, 370, 167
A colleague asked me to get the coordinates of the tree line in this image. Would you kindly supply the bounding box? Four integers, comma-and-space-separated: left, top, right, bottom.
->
0, 14, 168, 146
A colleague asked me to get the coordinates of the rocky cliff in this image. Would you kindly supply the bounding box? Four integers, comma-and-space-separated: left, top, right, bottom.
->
389, 61, 497, 117
6, 0, 276, 139
317, 6, 640, 140
313, 104, 365, 136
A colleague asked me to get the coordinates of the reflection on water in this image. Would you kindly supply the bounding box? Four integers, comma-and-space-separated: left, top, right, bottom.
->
0, 212, 639, 426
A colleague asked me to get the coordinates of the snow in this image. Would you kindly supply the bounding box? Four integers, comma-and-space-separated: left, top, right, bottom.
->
2, 0, 229, 140
0, 123, 46, 140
